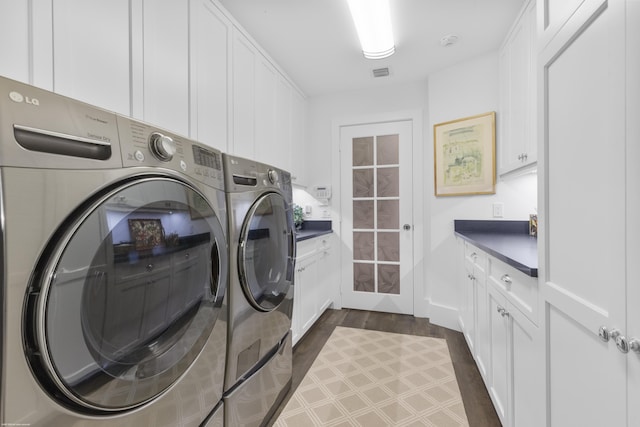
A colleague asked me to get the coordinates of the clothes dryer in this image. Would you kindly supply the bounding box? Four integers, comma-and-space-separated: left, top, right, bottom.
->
0, 76, 228, 427
222, 154, 295, 427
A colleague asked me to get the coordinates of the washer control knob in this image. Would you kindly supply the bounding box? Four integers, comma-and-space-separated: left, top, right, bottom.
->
268, 169, 279, 184
149, 132, 176, 161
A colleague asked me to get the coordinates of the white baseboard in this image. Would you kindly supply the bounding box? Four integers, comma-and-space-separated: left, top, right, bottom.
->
425, 300, 461, 332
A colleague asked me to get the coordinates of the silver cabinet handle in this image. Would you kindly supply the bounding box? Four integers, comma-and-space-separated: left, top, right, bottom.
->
470, 252, 477, 259
501, 274, 512, 286
403, 224, 411, 230
497, 306, 510, 318
599, 326, 611, 342
629, 338, 640, 353
615, 334, 630, 353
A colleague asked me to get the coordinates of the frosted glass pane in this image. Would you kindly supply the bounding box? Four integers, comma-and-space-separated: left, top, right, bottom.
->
377, 167, 399, 197
377, 200, 399, 229
378, 264, 400, 294
353, 169, 374, 198
377, 232, 399, 262
354, 232, 374, 260
353, 200, 374, 229
377, 134, 399, 165
353, 137, 374, 166
354, 263, 374, 292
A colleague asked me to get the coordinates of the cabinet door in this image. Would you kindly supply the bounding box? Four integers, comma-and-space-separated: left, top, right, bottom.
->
627, 3, 640, 424
254, 56, 277, 165
290, 89, 308, 186
315, 236, 335, 314
462, 258, 476, 355
540, 0, 627, 425
487, 284, 509, 425
292, 254, 316, 345
273, 75, 292, 171
142, 0, 189, 135
189, 0, 231, 151
474, 260, 490, 383
0, 2, 31, 84
509, 302, 541, 427
231, 29, 256, 159
499, 0, 536, 175
52, 0, 132, 115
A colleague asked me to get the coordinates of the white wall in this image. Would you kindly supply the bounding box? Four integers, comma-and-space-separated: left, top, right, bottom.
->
304, 51, 537, 330
425, 51, 537, 330
298, 82, 430, 220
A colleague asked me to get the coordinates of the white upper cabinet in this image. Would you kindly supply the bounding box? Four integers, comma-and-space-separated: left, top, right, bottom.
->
0, 2, 31, 85
52, 0, 132, 116
254, 57, 277, 165
290, 89, 308, 186
273, 74, 293, 172
189, 0, 232, 152
231, 24, 305, 174
498, 0, 536, 175
140, 0, 190, 136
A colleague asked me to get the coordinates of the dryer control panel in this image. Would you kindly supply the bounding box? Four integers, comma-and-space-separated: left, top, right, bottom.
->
117, 115, 224, 191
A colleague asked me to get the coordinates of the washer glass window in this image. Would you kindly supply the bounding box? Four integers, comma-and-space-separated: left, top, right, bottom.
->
239, 192, 294, 311
30, 178, 227, 412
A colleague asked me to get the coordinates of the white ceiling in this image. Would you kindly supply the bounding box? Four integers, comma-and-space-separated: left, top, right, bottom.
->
218, 0, 526, 97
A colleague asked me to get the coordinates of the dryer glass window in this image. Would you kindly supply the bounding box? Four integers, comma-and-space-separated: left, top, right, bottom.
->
29, 178, 228, 412
239, 192, 294, 311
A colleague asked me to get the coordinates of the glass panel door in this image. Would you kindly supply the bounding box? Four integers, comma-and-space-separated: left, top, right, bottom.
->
352, 134, 401, 294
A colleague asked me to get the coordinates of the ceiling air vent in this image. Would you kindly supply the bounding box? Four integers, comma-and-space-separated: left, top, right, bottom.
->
372, 67, 390, 78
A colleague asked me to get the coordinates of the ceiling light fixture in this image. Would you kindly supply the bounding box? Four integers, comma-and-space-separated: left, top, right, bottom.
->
346, 0, 395, 60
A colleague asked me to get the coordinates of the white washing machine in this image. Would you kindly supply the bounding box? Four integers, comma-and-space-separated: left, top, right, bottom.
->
222, 154, 295, 427
0, 76, 228, 426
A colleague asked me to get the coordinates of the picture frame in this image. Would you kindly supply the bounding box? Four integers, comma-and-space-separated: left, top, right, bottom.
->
128, 219, 165, 250
433, 111, 496, 196
187, 190, 214, 220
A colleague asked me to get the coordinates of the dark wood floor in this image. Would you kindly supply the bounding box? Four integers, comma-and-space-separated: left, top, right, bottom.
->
268, 309, 501, 426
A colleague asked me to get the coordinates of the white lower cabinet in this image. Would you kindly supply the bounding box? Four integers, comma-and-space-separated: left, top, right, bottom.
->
292, 234, 335, 346
458, 240, 542, 427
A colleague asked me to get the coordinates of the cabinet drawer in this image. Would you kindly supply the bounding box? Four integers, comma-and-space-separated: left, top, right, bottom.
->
488, 257, 538, 324
464, 242, 487, 270
115, 254, 172, 282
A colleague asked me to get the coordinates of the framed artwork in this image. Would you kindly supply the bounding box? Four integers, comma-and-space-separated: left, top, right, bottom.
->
433, 111, 496, 196
187, 190, 214, 219
128, 219, 165, 250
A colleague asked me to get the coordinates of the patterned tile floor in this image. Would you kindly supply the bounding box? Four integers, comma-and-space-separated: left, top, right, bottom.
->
274, 326, 469, 426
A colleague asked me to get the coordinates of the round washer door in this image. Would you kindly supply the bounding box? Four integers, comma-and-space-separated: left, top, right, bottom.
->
26, 177, 228, 413
238, 192, 294, 311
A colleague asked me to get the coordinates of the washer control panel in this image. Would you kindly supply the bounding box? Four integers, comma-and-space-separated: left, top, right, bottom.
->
117, 115, 224, 190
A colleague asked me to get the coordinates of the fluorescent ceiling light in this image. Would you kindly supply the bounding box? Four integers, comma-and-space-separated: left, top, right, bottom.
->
347, 0, 395, 60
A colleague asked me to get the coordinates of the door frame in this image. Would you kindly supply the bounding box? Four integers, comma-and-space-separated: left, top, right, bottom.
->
331, 110, 425, 316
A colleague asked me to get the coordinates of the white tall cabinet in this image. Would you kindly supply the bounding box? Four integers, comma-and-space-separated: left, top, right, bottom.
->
539, 0, 640, 425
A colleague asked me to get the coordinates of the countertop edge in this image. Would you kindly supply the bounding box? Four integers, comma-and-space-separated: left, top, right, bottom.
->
455, 231, 538, 278
295, 229, 333, 242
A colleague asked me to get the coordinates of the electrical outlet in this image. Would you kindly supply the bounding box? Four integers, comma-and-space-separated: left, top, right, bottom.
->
492, 202, 504, 218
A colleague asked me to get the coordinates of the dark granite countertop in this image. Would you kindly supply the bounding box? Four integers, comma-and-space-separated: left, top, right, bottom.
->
295, 220, 333, 242
454, 220, 538, 277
